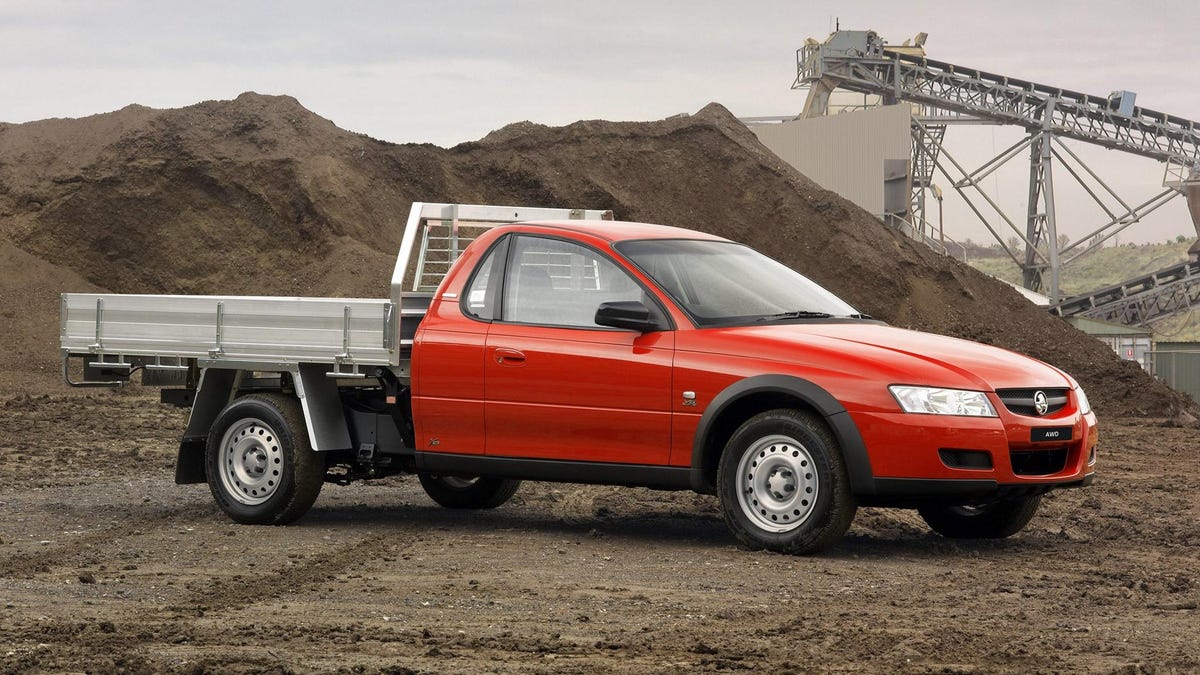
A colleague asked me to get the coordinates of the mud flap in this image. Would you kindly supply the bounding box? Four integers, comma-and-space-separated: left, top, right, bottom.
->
174, 368, 237, 484
294, 363, 353, 452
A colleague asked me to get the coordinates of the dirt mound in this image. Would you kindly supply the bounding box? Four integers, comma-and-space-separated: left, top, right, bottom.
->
0, 93, 1190, 416
0, 241, 101, 389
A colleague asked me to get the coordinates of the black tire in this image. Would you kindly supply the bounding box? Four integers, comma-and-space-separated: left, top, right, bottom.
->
716, 409, 857, 554
918, 495, 1042, 539
205, 393, 325, 525
417, 473, 521, 509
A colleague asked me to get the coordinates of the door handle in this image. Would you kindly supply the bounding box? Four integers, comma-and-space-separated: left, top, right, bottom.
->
494, 347, 527, 365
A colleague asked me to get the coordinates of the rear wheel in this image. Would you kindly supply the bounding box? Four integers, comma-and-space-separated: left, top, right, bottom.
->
717, 409, 856, 554
418, 473, 521, 509
918, 495, 1042, 539
205, 393, 325, 525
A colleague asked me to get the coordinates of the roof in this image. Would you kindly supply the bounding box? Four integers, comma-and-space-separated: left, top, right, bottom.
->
991, 277, 1050, 306
1157, 341, 1200, 351
514, 219, 731, 243
1065, 316, 1153, 337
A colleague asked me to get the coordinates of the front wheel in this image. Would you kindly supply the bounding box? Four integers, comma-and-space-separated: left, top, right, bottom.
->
918, 496, 1042, 539
417, 473, 521, 509
717, 409, 857, 555
205, 393, 325, 525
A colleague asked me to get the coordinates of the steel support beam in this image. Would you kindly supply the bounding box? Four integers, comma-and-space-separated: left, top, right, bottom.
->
1025, 106, 1062, 301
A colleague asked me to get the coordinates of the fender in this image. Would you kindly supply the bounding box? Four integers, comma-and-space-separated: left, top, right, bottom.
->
689, 374, 875, 495
174, 363, 353, 484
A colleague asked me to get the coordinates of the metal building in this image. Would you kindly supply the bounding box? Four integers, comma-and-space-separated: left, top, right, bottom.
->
1151, 341, 1200, 402
1065, 317, 1154, 369
747, 104, 912, 226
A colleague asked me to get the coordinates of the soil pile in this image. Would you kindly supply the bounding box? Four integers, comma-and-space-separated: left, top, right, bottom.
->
0, 93, 1189, 416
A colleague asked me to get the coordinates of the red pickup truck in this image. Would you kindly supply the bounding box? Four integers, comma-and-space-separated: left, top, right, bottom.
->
62, 203, 1097, 554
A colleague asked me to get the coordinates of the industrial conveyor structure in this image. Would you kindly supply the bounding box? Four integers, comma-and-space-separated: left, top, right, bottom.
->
1050, 258, 1200, 326
795, 30, 1200, 313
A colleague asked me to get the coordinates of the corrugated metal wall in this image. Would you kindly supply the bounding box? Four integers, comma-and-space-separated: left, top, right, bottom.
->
1153, 342, 1200, 401
749, 105, 912, 216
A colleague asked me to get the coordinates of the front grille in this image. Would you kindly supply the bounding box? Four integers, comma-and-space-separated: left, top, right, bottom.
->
1010, 448, 1069, 476
996, 388, 1069, 417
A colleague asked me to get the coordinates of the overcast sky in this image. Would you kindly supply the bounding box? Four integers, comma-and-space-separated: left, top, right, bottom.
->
3, 0, 1197, 244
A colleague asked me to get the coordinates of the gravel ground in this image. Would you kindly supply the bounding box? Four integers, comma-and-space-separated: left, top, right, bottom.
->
1, 390, 1197, 674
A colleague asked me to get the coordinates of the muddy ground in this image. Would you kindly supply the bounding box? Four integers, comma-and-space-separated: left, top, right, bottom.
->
0, 385, 1197, 674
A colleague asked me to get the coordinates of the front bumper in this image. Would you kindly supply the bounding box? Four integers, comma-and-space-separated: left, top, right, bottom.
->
849, 404, 1098, 506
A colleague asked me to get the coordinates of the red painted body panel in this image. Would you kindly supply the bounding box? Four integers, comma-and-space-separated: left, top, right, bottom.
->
411, 220, 1098, 493
850, 408, 1096, 481
410, 309, 489, 455
484, 324, 673, 463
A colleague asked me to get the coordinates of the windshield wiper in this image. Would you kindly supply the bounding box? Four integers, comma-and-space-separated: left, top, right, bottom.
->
846, 312, 874, 320
754, 310, 834, 322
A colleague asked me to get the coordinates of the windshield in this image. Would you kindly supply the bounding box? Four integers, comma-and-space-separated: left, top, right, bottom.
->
615, 239, 859, 327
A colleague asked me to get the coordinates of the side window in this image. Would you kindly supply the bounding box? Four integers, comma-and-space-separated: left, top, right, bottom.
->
462, 239, 505, 320
503, 236, 645, 327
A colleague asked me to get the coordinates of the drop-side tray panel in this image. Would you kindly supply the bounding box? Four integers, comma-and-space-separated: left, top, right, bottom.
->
61, 293, 396, 367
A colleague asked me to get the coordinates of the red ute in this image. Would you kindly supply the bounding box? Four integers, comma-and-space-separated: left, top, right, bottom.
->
412, 219, 1097, 554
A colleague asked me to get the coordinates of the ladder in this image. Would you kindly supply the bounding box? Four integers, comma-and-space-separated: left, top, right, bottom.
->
389, 202, 613, 301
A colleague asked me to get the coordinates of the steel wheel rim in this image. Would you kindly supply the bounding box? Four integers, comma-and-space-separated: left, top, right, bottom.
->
736, 434, 819, 533
218, 417, 284, 505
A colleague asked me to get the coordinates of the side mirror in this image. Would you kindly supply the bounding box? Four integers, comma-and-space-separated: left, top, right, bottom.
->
595, 300, 662, 333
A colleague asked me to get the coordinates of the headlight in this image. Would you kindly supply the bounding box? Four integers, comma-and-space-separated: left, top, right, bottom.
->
1075, 386, 1092, 415
889, 385, 998, 417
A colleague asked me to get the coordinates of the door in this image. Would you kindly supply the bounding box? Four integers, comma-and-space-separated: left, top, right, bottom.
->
484, 235, 674, 465
410, 238, 505, 456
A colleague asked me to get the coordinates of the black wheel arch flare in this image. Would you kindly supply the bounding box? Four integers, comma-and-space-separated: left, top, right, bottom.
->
689, 374, 875, 496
